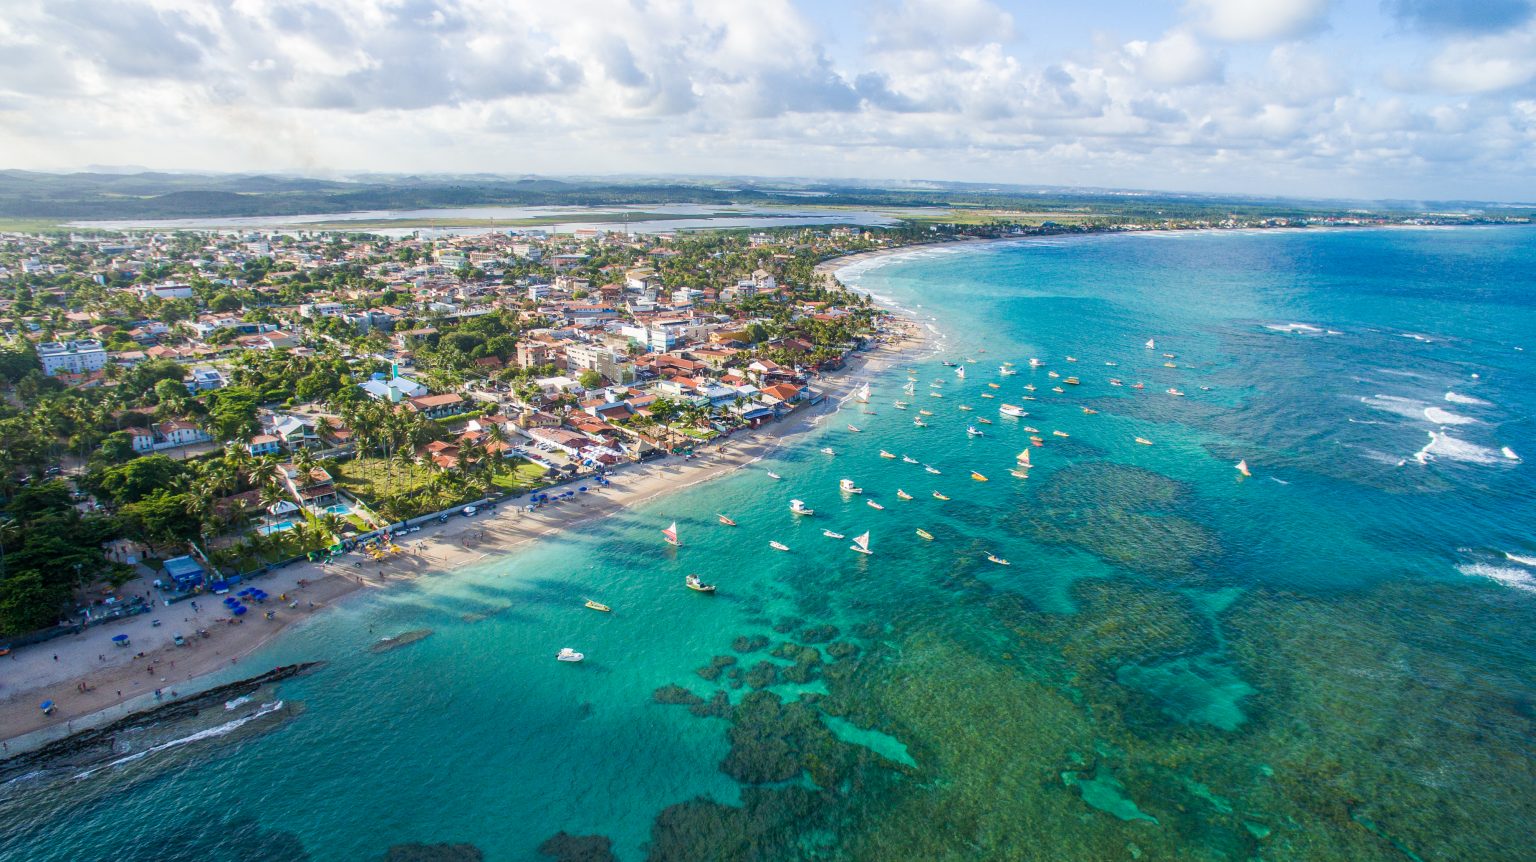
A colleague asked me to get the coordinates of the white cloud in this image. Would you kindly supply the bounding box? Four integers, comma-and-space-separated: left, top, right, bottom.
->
1423, 25, 1536, 93
1185, 0, 1332, 42
1124, 29, 1224, 87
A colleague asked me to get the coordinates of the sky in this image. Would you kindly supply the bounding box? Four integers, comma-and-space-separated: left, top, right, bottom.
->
2, 0, 1535, 201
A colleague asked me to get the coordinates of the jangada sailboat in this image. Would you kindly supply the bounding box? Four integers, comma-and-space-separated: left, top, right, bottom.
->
662, 522, 681, 546
849, 531, 873, 555
1016, 449, 1032, 467
717, 513, 737, 526
1236, 459, 1252, 477
897, 489, 913, 500
854, 382, 871, 403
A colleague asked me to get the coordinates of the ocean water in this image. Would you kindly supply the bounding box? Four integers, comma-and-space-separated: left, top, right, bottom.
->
3, 227, 1535, 861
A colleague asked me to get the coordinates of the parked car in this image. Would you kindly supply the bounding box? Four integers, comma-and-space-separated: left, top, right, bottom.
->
462, 506, 478, 517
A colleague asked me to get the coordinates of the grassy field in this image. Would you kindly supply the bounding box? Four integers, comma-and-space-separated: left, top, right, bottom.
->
0, 217, 67, 233
302, 210, 744, 231
336, 454, 549, 502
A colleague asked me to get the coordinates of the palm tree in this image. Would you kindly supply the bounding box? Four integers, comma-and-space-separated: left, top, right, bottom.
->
249, 455, 281, 491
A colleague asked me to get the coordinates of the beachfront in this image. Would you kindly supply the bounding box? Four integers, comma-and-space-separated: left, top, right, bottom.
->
0, 310, 927, 751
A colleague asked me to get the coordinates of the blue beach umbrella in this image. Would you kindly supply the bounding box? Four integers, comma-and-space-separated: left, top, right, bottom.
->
40, 700, 54, 712
111, 634, 128, 643
232, 605, 247, 616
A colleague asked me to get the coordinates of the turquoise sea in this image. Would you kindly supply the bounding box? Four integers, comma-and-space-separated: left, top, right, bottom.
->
3, 227, 1535, 861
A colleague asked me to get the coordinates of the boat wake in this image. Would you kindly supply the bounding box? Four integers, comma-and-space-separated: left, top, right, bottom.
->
1505, 552, 1536, 567
73, 701, 285, 781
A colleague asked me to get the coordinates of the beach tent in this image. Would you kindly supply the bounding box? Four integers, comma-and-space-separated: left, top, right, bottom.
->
40, 700, 54, 714
112, 634, 129, 645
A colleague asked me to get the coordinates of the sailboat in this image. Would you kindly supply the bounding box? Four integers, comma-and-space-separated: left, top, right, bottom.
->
821, 447, 837, 455
986, 554, 1011, 566
919, 408, 933, 416
896, 489, 913, 500
685, 574, 716, 593
847, 424, 861, 433
925, 465, 942, 474
1016, 449, 1032, 467
866, 499, 884, 510
766, 471, 782, 479
913, 418, 928, 427
915, 528, 934, 540
769, 541, 790, 552
955, 366, 966, 379
850, 531, 873, 555
932, 491, 950, 500
823, 529, 845, 539
1145, 338, 1156, 350
971, 471, 988, 482
903, 381, 916, 396
662, 522, 681, 546
854, 382, 871, 403
1009, 469, 1029, 479
893, 401, 908, 409
789, 499, 814, 515
880, 450, 897, 459
717, 514, 737, 526
1236, 459, 1252, 477
840, 478, 863, 494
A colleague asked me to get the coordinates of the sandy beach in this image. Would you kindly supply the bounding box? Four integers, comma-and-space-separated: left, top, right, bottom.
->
0, 311, 927, 752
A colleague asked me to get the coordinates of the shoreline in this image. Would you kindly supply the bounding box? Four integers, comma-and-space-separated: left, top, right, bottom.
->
0, 312, 929, 754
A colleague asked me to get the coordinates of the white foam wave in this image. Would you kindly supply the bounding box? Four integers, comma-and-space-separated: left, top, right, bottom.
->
1505, 552, 1536, 567
1444, 391, 1492, 407
1422, 407, 1478, 426
1265, 322, 1326, 334
1412, 431, 1506, 466
1457, 563, 1536, 593
74, 700, 285, 780
1360, 394, 1426, 420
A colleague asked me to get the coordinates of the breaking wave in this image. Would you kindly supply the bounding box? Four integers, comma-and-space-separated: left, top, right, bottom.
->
1458, 563, 1536, 593
1444, 391, 1492, 406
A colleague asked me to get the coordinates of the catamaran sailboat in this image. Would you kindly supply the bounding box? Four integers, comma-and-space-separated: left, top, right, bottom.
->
1016, 449, 1032, 467
1145, 338, 1156, 350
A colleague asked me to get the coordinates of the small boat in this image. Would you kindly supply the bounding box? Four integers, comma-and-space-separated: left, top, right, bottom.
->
867, 500, 885, 510
1053, 430, 1069, 438
1010, 469, 1029, 479
1132, 383, 1145, 390
933, 491, 950, 500
847, 424, 861, 433
717, 514, 737, 526
958, 405, 973, 412
930, 381, 943, 388
1030, 358, 1044, 367
967, 426, 983, 437
850, 531, 873, 555
988, 382, 1001, 389
557, 648, 585, 662
925, 466, 941, 474
966, 358, 978, 364
584, 599, 611, 612
971, 471, 988, 482
919, 409, 934, 416
1135, 437, 1154, 445
1030, 437, 1045, 446
942, 360, 958, 367
1236, 459, 1252, 477
766, 471, 782, 480
916, 528, 934, 540
977, 418, 992, 425
986, 554, 1011, 566
686, 574, 716, 592
1066, 356, 1077, 363
893, 401, 908, 409
999, 366, 1017, 376
1164, 362, 1178, 369
770, 541, 790, 552
929, 392, 944, 398
1024, 426, 1039, 433
981, 393, 995, 399
902, 455, 920, 464
1163, 353, 1176, 359
1024, 384, 1037, 392
1167, 388, 1184, 397
1106, 361, 1118, 367
1064, 377, 1079, 385
1109, 379, 1123, 387
822, 529, 845, 539
1081, 407, 1098, 415
1145, 338, 1156, 350
662, 522, 681, 546
840, 478, 863, 494
897, 489, 913, 500
821, 447, 837, 455
1051, 386, 1065, 393
790, 499, 814, 515
913, 418, 928, 427
1048, 371, 1060, 379
1000, 404, 1028, 418
880, 450, 897, 459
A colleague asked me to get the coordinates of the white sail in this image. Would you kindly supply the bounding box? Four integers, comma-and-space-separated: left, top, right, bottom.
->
851, 531, 871, 552
854, 382, 871, 403
662, 522, 679, 544
1235, 460, 1251, 477
1017, 449, 1031, 467
1145, 338, 1156, 349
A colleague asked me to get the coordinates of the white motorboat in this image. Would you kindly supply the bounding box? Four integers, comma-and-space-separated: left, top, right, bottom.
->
556, 648, 585, 662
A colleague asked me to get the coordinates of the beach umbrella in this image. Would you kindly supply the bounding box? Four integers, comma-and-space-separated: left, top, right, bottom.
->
232, 605, 247, 616
111, 634, 128, 643
579, 486, 588, 492
40, 700, 54, 713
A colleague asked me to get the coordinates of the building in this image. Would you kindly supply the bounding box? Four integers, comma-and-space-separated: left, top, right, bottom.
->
186, 366, 227, 392
247, 434, 282, 456
136, 282, 194, 300
404, 393, 467, 419
38, 340, 107, 375
565, 342, 635, 384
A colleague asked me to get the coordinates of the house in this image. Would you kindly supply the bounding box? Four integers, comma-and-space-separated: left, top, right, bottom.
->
247, 434, 282, 456
758, 383, 804, 414
417, 440, 460, 469
186, 366, 227, 392
359, 374, 429, 402
161, 555, 206, 591
136, 282, 194, 300
281, 463, 339, 510
404, 392, 467, 419
156, 419, 210, 448
38, 340, 107, 375
122, 425, 155, 453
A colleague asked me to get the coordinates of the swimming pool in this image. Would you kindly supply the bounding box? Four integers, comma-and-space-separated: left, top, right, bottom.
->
259, 520, 296, 535
324, 504, 351, 516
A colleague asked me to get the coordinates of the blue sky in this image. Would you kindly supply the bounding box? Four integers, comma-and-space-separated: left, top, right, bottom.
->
1, 1, 1534, 201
